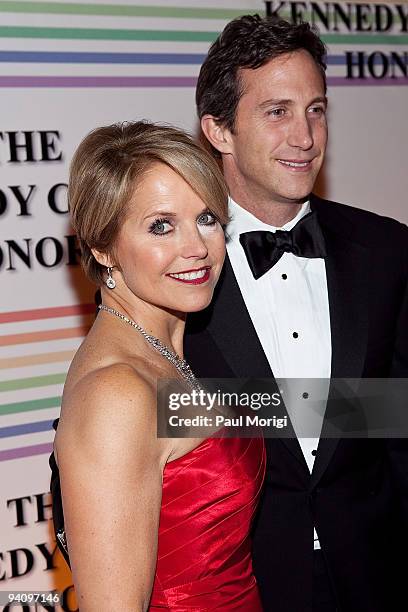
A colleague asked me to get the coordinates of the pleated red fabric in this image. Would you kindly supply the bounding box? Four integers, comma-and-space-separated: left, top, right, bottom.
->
150, 435, 266, 611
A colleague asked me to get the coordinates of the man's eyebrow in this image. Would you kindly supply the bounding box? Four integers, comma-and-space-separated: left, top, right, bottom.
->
310, 96, 328, 106
258, 96, 328, 110
258, 98, 293, 109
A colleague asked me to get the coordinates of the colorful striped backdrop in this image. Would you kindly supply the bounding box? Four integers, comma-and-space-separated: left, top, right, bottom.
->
0, 0, 406, 597
0, 1, 406, 88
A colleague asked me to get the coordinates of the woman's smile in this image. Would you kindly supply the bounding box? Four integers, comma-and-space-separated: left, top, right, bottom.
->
166, 266, 211, 284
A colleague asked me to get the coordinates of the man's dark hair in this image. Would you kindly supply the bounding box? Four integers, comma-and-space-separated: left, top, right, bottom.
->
196, 14, 327, 132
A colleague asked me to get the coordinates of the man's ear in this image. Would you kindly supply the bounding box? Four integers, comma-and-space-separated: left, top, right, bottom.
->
91, 248, 114, 269
201, 115, 234, 155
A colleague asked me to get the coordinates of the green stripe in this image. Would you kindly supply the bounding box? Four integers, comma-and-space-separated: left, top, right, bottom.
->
0, 1, 250, 19
0, 25, 406, 44
0, 2, 404, 27
0, 25, 217, 41
0, 373, 66, 392
0, 396, 61, 416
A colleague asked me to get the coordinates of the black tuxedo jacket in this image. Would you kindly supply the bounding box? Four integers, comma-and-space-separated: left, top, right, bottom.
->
184, 195, 408, 612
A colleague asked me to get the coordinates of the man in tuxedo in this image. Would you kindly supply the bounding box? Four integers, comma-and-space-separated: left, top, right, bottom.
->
184, 15, 408, 612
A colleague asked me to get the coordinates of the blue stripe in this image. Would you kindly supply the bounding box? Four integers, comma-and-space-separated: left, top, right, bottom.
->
0, 50, 206, 64
327, 56, 348, 65
0, 419, 54, 438
0, 51, 403, 67
327, 54, 406, 65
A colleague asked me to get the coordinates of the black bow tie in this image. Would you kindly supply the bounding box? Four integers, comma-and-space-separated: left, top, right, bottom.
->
239, 211, 327, 280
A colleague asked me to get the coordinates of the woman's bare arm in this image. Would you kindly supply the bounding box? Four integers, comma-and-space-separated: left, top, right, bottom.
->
55, 363, 169, 611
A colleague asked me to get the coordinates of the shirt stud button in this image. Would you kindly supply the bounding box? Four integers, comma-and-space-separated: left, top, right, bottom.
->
281, 273, 287, 280
312, 450, 317, 456
302, 392, 309, 399
292, 331, 299, 338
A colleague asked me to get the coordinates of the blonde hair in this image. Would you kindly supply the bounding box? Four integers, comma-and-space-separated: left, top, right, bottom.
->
69, 121, 229, 285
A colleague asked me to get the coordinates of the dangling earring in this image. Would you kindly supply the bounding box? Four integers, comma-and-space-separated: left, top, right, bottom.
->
105, 267, 116, 289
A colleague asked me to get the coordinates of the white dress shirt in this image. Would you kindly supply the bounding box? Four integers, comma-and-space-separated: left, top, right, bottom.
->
226, 198, 332, 550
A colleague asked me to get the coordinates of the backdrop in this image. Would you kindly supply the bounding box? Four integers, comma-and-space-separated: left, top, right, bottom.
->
0, 1, 406, 609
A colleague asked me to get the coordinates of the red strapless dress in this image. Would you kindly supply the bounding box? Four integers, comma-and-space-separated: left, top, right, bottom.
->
149, 434, 265, 611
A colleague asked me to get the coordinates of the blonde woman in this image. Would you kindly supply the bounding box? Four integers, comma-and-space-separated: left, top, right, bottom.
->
50, 122, 265, 611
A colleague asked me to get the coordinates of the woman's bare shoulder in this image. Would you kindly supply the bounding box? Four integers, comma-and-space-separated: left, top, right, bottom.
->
56, 362, 167, 465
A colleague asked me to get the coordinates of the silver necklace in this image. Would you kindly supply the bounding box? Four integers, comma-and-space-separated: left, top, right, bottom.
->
98, 304, 201, 391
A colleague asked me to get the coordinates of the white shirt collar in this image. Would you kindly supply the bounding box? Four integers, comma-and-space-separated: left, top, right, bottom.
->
226, 197, 311, 243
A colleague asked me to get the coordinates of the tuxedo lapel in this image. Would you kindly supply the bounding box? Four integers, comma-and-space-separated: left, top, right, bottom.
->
322, 234, 370, 379
206, 256, 271, 379
310, 196, 371, 486
206, 256, 308, 468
